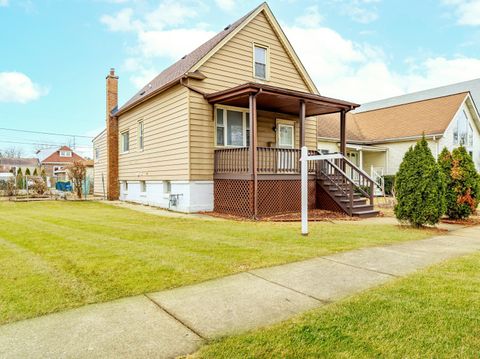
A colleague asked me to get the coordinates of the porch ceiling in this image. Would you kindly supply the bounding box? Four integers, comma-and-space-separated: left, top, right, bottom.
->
205, 83, 360, 117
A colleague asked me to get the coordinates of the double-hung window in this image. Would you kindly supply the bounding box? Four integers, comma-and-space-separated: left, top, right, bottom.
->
254, 45, 268, 80
121, 131, 130, 153
215, 107, 250, 147
138, 121, 144, 151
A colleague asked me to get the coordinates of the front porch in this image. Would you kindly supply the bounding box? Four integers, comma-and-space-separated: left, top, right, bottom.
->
206, 83, 377, 219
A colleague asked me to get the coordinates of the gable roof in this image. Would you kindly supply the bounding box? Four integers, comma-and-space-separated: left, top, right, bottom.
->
40, 146, 85, 164
116, 2, 318, 116
356, 78, 480, 113
318, 92, 470, 143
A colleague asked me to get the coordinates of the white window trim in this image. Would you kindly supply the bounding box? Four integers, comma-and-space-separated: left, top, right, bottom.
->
253, 43, 269, 81
120, 130, 130, 154
138, 121, 144, 152
59, 150, 72, 157
214, 105, 250, 148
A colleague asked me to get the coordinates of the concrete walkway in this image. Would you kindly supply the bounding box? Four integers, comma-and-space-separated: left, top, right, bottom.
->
1, 226, 479, 359
102, 200, 220, 220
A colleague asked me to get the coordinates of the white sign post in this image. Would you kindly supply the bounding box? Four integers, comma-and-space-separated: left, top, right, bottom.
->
301, 150, 344, 236
301, 146, 309, 236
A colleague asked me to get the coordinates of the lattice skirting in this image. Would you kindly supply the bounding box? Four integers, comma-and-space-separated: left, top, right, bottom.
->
214, 179, 254, 217
214, 179, 316, 218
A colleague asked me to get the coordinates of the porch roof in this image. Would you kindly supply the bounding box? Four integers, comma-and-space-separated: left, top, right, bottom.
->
205, 83, 360, 117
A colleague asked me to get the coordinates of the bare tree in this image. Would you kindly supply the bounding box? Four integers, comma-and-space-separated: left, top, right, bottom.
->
66, 160, 86, 199
0, 147, 23, 158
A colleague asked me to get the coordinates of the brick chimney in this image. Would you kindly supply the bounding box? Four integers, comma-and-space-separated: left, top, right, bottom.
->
106, 68, 119, 200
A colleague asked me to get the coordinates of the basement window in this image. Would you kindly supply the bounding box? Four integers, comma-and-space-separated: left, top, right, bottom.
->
163, 180, 171, 194
140, 180, 147, 193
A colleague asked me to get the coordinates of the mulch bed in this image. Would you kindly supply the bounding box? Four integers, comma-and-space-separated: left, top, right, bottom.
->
441, 216, 480, 226
202, 209, 358, 222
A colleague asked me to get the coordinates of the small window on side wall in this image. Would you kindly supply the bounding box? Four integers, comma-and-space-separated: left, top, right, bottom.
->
121, 131, 130, 153
138, 121, 144, 151
254, 45, 267, 80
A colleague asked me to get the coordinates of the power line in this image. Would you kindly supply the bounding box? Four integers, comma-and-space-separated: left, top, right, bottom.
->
0, 127, 94, 138
0, 139, 92, 148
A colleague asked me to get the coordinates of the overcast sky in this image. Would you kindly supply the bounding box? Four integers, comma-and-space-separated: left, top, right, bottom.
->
1, 0, 480, 156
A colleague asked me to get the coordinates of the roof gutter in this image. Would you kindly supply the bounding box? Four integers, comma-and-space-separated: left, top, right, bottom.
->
318, 133, 445, 145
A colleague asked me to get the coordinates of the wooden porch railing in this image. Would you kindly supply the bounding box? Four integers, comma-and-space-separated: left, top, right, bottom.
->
214, 147, 317, 175
214, 147, 249, 173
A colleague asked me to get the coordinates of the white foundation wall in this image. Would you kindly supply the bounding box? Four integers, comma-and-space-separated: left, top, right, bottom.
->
119, 180, 214, 213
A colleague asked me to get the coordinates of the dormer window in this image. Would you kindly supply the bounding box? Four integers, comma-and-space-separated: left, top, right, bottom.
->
60, 150, 72, 157
254, 44, 268, 80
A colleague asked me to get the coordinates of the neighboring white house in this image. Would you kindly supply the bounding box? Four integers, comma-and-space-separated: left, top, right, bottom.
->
318, 90, 480, 179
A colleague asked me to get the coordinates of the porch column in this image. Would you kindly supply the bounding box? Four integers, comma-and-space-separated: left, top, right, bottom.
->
299, 100, 306, 147
249, 94, 258, 218
340, 110, 347, 156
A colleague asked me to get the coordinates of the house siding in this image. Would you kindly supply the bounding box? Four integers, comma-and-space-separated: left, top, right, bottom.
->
93, 131, 107, 197
188, 11, 317, 181
117, 85, 190, 181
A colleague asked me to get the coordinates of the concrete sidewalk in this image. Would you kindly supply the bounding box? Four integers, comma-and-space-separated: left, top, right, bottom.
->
1, 226, 479, 359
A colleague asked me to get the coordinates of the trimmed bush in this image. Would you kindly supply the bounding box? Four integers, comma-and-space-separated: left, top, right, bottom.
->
439, 146, 480, 219
383, 175, 396, 195
394, 137, 446, 227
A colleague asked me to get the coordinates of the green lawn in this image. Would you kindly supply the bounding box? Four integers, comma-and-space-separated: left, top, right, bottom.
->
0, 201, 437, 325
195, 252, 480, 358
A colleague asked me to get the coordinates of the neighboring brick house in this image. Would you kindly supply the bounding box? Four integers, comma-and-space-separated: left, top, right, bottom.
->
37, 146, 85, 181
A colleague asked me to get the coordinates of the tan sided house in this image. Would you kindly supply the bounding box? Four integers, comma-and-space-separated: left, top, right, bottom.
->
317, 86, 480, 192
93, 2, 380, 218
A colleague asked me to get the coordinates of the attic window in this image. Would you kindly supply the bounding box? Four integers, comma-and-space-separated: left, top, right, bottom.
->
59, 150, 72, 157
254, 44, 268, 80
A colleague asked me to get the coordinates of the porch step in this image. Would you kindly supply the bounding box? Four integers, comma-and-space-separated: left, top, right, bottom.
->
340, 198, 367, 205
352, 209, 380, 218
346, 204, 374, 211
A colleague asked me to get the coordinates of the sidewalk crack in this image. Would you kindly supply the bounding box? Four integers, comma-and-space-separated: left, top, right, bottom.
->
319, 257, 399, 278
246, 272, 332, 304
144, 294, 206, 341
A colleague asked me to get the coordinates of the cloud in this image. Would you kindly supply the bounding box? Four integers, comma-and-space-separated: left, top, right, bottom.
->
144, 1, 201, 30
295, 5, 323, 27
284, 25, 480, 102
0, 72, 48, 103
334, 0, 380, 24
100, 8, 139, 32
443, 0, 480, 25
215, 0, 235, 11
0, 0, 8, 7
100, 0, 216, 88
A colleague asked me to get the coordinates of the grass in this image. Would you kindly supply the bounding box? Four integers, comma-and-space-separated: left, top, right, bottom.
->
0, 201, 438, 325
195, 252, 480, 358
